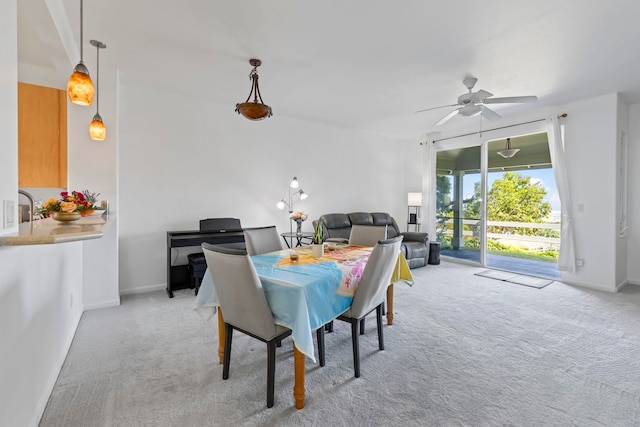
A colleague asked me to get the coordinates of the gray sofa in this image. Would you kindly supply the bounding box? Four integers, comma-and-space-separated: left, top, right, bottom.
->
314, 212, 429, 268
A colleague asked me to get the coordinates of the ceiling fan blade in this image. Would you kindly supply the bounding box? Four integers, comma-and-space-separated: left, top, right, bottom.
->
415, 104, 458, 114
483, 95, 537, 104
435, 108, 460, 126
480, 105, 501, 121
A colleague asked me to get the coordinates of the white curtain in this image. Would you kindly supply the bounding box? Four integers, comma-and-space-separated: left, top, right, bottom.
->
546, 116, 576, 273
422, 138, 437, 239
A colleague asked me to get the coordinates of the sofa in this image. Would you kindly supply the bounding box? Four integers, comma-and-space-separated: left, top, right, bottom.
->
314, 212, 429, 268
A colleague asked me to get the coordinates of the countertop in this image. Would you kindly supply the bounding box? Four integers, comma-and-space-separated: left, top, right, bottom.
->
0, 214, 115, 246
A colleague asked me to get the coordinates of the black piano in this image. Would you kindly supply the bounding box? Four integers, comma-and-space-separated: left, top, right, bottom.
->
166, 218, 244, 298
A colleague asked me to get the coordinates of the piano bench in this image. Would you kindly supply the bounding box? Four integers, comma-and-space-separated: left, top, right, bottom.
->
188, 252, 208, 295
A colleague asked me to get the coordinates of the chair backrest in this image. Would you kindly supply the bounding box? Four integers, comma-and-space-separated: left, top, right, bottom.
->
349, 224, 388, 247
201, 243, 279, 340
349, 236, 403, 318
243, 225, 283, 256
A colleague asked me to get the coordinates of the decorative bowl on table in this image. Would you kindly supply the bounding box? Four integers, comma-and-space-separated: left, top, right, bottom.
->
52, 211, 82, 223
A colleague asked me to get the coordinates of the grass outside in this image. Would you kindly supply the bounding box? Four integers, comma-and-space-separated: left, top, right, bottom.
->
438, 235, 559, 263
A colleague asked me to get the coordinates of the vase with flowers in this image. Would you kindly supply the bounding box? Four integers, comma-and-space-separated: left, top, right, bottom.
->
289, 211, 308, 234
38, 190, 101, 222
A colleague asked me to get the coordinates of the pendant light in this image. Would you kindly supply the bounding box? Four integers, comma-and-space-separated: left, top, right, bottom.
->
67, 0, 94, 106
235, 59, 273, 120
497, 137, 520, 159
89, 40, 107, 140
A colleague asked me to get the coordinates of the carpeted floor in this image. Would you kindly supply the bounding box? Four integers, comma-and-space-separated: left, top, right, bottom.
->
39, 261, 640, 426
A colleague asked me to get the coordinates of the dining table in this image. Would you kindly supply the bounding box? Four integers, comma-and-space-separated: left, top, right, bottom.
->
194, 243, 413, 409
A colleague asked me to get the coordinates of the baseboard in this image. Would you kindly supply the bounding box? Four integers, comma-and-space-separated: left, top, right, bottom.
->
84, 298, 121, 311
30, 310, 83, 427
119, 283, 166, 296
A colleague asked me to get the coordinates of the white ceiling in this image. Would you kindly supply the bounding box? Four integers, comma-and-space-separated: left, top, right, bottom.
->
17, 0, 640, 140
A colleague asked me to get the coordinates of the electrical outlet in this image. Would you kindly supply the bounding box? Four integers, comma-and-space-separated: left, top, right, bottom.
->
576, 259, 584, 267
3, 200, 15, 229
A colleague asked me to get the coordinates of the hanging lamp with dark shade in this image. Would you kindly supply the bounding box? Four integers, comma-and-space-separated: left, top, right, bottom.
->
235, 59, 273, 120
89, 40, 106, 140
67, 0, 94, 106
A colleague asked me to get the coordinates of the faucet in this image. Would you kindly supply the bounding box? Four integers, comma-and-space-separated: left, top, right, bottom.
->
18, 189, 35, 223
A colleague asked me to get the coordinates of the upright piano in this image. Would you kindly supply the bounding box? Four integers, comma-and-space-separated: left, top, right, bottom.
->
166, 218, 244, 298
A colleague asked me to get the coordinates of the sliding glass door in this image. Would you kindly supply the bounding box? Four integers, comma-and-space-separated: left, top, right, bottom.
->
436, 145, 484, 265
433, 127, 560, 279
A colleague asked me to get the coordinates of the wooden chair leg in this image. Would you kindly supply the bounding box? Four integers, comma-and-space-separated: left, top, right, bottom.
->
316, 327, 325, 367
351, 319, 361, 378
223, 324, 233, 380
267, 340, 277, 408
376, 305, 384, 351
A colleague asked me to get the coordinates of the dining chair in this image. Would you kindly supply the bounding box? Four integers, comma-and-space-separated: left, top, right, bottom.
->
201, 242, 292, 408
347, 224, 389, 333
348, 224, 388, 247
336, 235, 403, 378
244, 225, 284, 256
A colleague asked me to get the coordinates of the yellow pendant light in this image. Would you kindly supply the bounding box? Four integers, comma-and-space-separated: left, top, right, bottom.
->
67, 0, 94, 106
89, 40, 107, 140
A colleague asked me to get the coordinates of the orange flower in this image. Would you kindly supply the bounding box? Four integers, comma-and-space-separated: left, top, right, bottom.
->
59, 201, 77, 212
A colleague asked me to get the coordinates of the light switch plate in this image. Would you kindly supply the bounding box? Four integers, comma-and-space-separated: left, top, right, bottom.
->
3, 200, 15, 228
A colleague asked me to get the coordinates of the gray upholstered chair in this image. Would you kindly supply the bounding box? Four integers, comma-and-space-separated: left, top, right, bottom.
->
243, 225, 283, 256
201, 243, 291, 408
348, 224, 387, 247
336, 235, 403, 378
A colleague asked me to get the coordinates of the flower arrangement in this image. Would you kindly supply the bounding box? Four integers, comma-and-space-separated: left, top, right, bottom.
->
289, 211, 308, 221
39, 190, 101, 217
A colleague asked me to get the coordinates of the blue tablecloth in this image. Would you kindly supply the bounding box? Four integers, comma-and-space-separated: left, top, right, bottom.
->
194, 247, 362, 362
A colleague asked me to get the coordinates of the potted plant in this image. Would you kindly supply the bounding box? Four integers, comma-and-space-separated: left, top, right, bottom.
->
311, 221, 325, 258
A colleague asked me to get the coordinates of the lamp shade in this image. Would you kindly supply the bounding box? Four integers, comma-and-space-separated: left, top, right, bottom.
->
67, 63, 94, 106
408, 192, 422, 206
497, 148, 520, 158
89, 114, 106, 140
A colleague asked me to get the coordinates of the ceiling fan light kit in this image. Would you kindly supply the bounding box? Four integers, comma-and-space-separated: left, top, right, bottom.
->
416, 76, 537, 126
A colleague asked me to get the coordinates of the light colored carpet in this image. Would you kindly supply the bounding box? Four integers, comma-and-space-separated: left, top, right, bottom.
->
39, 262, 640, 427
476, 269, 554, 288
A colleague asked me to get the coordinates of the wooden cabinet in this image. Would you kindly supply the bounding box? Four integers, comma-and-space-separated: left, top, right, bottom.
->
18, 82, 67, 188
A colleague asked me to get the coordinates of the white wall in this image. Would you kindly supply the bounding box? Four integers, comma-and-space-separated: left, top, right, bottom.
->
117, 77, 409, 293
556, 94, 619, 291
0, 243, 84, 427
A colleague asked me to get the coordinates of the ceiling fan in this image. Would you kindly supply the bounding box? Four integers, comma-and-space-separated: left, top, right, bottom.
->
416, 77, 537, 126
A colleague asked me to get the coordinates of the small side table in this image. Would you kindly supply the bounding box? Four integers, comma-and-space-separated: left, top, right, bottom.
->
280, 232, 314, 248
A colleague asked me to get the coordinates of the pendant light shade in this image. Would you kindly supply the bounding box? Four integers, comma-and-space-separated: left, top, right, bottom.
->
89, 114, 106, 140
235, 59, 273, 120
67, 0, 94, 106
497, 137, 520, 158
89, 40, 106, 140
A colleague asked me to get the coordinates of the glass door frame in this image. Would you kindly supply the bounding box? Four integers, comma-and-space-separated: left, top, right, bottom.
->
432, 120, 549, 268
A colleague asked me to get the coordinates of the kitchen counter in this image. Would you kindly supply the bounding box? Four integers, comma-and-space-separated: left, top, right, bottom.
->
0, 214, 115, 246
